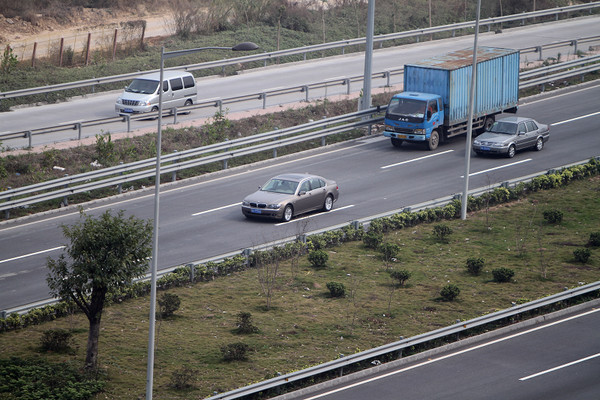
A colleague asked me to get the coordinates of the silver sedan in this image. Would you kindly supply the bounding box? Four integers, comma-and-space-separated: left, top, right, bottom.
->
472, 116, 550, 158
241, 173, 339, 222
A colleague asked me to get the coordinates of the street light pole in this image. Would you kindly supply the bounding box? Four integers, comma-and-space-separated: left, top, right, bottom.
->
461, 0, 482, 220
145, 42, 258, 400
361, 0, 375, 111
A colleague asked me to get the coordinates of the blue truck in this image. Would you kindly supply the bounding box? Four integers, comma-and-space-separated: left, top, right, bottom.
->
383, 47, 520, 150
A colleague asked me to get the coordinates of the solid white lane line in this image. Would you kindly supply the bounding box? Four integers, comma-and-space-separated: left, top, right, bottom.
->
302, 308, 600, 400
550, 110, 600, 126
0, 246, 65, 265
0, 141, 378, 232
519, 352, 600, 381
275, 205, 355, 226
192, 202, 240, 216
381, 150, 454, 169
461, 159, 531, 178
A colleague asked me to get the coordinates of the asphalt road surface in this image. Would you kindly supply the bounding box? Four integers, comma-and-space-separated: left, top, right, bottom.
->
286, 305, 600, 400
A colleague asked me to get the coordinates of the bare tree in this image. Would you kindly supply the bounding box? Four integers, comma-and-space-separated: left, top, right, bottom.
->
256, 250, 280, 310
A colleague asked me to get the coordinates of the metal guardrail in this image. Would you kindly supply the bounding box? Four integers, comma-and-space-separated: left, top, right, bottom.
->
0, 108, 384, 213
205, 280, 600, 400
2, 41, 600, 146
1, 2, 598, 101
4, 157, 598, 318
2, 55, 600, 214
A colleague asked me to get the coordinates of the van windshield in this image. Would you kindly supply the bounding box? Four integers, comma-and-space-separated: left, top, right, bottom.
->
125, 79, 159, 94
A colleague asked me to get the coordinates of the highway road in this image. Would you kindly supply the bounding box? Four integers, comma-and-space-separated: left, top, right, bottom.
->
1, 15, 600, 149
1, 79, 599, 310
285, 305, 600, 400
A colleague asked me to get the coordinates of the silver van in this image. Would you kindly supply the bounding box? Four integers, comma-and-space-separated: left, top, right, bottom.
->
115, 70, 197, 115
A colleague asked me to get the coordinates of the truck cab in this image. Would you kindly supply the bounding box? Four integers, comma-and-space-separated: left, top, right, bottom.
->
383, 92, 443, 150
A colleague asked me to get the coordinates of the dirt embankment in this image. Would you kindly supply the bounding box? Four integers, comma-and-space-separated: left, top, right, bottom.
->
0, 6, 170, 59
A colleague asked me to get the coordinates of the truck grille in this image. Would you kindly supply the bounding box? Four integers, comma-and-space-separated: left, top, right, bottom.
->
390, 126, 414, 134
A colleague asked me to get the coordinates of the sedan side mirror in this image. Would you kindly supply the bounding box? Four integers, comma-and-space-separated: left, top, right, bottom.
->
298, 191, 306, 196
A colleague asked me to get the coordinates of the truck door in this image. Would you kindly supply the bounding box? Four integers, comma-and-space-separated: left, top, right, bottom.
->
427, 100, 441, 130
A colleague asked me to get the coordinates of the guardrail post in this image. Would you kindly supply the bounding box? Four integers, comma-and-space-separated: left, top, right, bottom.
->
242, 248, 252, 266
26, 131, 32, 149
535, 46, 543, 61
321, 116, 327, 146
0, 310, 6, 319
172, 150, 178, 182
75, 122, 82, 140
570, 39, 578, 55
343, 78, 350, 95
261, 92, 267, 109
273, 128, 279, 158
61, 174, 69, 207
187, 263, 195, 282
303, 85, 309, 102
117, 162, 124, 194
173, 107, 178, 125
403, 207, 411, 213
4, 188, 11, 220
124, 115, 131, 132
216, 100, 223, 114
501, 181, 510, 188
351, 220, 360, 230
303, 52, 307, 61
223, 139, 229, 170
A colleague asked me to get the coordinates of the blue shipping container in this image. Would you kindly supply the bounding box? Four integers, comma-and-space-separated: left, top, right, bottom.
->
403, 47, 520, 126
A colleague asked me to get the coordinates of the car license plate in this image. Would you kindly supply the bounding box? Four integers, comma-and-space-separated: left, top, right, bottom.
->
123, 108, 133, 113
251, 208, 262, 214
481, 146, 490, 151
397, 134, 407, 139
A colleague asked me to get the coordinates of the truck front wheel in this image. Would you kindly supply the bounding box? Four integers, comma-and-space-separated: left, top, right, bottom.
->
427, 130, 439, 150
391, 137, 403, 148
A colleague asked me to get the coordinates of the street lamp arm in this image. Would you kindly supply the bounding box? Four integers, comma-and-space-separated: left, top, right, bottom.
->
163, 42, 259, 59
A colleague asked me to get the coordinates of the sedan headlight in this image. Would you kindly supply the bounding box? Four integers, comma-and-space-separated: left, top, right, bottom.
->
116, 98, 122, 104
242, 200, 250, 207
473, 140, 481, 146
266, 203, 281, 210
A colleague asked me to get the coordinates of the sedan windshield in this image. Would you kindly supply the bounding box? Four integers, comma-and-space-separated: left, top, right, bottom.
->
125, 79, 159, 94
488, 121, 517, 134
262, 179, 298, 194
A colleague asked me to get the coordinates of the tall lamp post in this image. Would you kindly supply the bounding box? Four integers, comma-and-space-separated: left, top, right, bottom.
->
146, 41, 259, 400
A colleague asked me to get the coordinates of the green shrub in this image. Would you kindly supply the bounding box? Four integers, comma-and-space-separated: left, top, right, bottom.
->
308, 249, 328, 268
465, 257, 484, 276
440, 284, 460, 301
234, 312, 259, 334
221, 342, 250, 361
380, 242, 401, 261
492, 267, 515, 283
169, 366, 196, 390
326, 281, 346, 298
389, 270, 411, 286
573, 248, 591, 263
40, 329, 73, 352
433, 224, 453, 243
543, 209, 563, 224
157, 293, 181, 319
363, 230, 383, 249
588, 232, 600, 247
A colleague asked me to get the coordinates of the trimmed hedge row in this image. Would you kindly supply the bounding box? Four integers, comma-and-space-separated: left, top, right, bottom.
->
1, 158, 599, 333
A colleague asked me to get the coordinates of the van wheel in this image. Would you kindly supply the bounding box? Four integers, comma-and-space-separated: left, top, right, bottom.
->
427, 130, 439, 150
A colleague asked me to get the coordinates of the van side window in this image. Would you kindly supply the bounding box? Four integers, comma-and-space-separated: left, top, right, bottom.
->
170, 78, 183, 91
183, 76, 195, 89
162, 80, 168, 92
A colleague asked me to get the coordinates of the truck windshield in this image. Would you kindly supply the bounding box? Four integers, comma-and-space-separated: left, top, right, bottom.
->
125, 79, 159, 94
386, 98, 426, 120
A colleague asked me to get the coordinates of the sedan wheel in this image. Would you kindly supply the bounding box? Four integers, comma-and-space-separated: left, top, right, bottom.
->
282, 205, 293, 222
534, 138, 544, 151
506, 144, 516, 158
322, 195, 334, 212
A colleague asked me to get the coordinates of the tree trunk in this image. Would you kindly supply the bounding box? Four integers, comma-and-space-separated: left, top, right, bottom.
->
84, 287, 106, 371
85, 313, 102, 370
